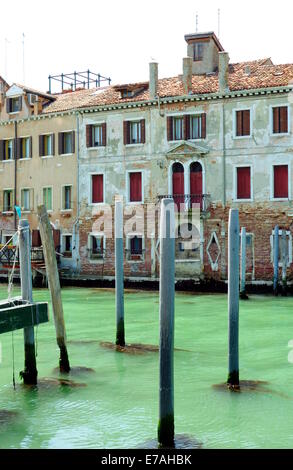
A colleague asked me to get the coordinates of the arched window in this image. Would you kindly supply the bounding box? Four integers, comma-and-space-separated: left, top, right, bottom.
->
172, 162, 185, 207
190, 162, 203, 208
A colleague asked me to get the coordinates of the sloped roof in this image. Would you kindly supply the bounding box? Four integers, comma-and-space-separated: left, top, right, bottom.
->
14, 83, 55, 101
43, 58, 293, 114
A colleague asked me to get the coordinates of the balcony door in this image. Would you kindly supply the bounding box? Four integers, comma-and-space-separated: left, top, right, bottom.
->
190, 162, 203, 208
172, 162, 185, 208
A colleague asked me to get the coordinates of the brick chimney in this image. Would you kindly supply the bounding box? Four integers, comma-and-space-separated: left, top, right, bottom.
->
218, 51, 230, 93
149, 62, 158, 100
182, 57, 193, 94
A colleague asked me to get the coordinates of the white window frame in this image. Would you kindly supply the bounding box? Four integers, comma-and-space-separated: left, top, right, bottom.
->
60, 130, 75, 156
2, 138, 14, 162
126, 233, 145, 262
41, 133, 54, 158
19, 136, 31, 160
270, 229, 292, 267
2, 188, 14, 213
233, 164, 253, 202
42, 186, 53, 212
87, 232, 106, 262
125, 117, 145, 147
270, 163, 291, 201
89, 172, 105, 206
61, 184, 73, 212
61, 233, 73, 257
20, 187, 33, 213
270, 104, 290, 137
126, 170, 144, 204
232, 107, 253, 139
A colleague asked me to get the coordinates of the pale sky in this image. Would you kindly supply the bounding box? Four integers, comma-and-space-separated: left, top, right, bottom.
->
1, 0, 292, 93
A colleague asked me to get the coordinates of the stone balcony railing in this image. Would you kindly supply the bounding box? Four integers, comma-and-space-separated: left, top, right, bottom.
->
158, 194, 211, 213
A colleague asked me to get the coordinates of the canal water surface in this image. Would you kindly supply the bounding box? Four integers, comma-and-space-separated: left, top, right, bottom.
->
0, 286, 293, 449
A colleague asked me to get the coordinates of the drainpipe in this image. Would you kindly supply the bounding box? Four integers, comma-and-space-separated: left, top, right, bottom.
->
14, 121, 18, 230
73, 111, 80, 273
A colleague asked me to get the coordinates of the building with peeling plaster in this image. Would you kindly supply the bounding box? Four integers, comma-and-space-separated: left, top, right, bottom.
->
1, 31, 293, 285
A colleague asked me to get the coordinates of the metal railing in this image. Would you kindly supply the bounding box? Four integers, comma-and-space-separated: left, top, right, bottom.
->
158, 194, 211, 212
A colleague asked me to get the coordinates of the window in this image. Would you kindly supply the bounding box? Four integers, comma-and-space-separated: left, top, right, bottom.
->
62, 235, 72, 258
43, 187, 53, 211
127, 235, 144, 261
3, 190, 14, 212
91, 175, 104, 204
176, 223, 200, 261
173, 117, 184, 141
6, 96, 22, 114
39, 134, 54, 157
235, 110, 251, 137
190, 162, 203, 207
86, 124, 106, 147
189, 115, 206, 140
21, 188, 33, 212
0, 139, 14, 160
172, 162, 185, 208
124, 120, 145, 145
236, 167, 251, 200
58, 131, 75, 155
18, 137, 32, 159
273, 165, 288, 199
193, 43, 204, 61
88, 234, 105, 259
62, 185, 72, 210
167, 114, 206, 141
129, 172, 142, 202
273, 106, 288, 134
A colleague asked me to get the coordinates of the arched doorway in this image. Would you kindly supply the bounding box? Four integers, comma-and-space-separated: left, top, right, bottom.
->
190, 162, 203, 208
172, 162, 185, 208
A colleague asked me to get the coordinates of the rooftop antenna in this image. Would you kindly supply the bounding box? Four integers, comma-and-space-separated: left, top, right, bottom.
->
218, 8, 221, 38
22, 33, 25, 84
196, 12, 199, 33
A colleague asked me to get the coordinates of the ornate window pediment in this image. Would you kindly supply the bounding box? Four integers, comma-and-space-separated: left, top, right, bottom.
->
166, 141, 209, 158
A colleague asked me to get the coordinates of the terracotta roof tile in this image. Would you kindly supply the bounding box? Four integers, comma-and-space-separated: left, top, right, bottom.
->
43, 59, 293, 114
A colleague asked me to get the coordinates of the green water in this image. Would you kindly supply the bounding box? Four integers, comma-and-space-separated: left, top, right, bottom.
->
0, 285, 293, 449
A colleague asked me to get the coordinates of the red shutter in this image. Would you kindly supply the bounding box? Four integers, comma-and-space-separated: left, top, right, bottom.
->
280, 107, 288, 134
102, 123, 107, 146
129, 172, 142, 202
123, 121, 129, 145
72, 131, 75, 153
184, 115, 190, 140
32, 230, 41, 247
86, 125, 92, 147
274, 165, 288, 198
190, 170, 203, 196
172, 172, 184, 196
53, 229, 60, 249
201, 113, 206, 139
242, 110, 250, 136
237, 167, 251, 199
141, 119, 145, 143
58, 133, 63, 155
167, 117, 173, 141
236, 111, 242, 136
273, 107, 280, 134
92, 175, 104, 203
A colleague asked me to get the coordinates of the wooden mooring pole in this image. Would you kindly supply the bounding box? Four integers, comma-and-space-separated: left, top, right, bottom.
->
115, 199, 125, 347
227, 209, 240, 390
19, 219, 38, 385
158, 199, 175, 448
37, 205, 70, 373
273, 225, 279, 296
240, 227, 248, 300
281, 229, 288, 297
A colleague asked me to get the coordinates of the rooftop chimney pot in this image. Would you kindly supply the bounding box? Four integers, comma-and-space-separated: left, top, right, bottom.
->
149, 62, 158, 100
